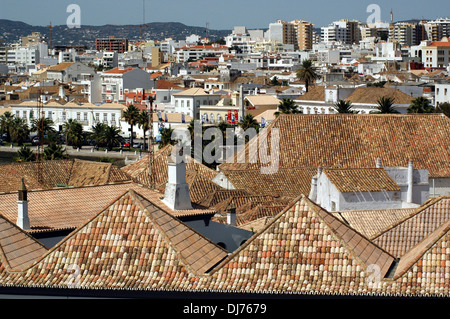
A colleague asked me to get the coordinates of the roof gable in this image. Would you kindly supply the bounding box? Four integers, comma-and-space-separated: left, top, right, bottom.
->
323, 168, 401, 193
208, 195, 395, 293
219, 114, 450, 178
0, 216, 47, 271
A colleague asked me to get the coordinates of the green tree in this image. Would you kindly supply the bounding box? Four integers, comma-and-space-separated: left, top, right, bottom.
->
238, 114, 260, 132
9, 117, 30, 146
0, 111, 14, 142
15, 145, 35, 162
63, 119, 83, 149
122, 104, 140, 146
138, 110, 150, 150
90, 122, 107, 147
43, 142, 68, 160
371, 96, 400, 114
333, 100, 359, 114
30, 117, 56, 144
275, 98, 302, 117
158, 127, 175, 149
296, 59, 320, 93
435, 102, 450, 117
99, 125, 123, 151
407, 97, 435, 113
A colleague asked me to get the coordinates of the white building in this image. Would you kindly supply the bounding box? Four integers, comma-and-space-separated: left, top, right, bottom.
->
171, 88, 222, 119
175, 44, 230, 63
7, 47, 39, 66
10, 101, 125, 133
435, 83, 450, 107
309, 161, 429, 211
100, 67, 153, 103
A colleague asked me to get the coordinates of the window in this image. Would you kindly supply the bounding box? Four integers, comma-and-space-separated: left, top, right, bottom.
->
22, 110, 26, 118
331, 201, 336, 211
16, 111, 20, 118
95, 113, 100, 122
62, 111, 66, 121
111, 113, 116, 126
76, 112, 81, 121
84, 112, 88, 121
103, 113, 108, 123
445, 89, 448, 96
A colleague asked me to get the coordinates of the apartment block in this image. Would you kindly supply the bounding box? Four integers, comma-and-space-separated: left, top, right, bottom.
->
96, 37, 129, 53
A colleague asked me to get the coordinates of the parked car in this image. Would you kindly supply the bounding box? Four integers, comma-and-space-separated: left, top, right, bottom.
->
31, 136, 40, 145
132, 142, 143, 149
123, 140, 130, 148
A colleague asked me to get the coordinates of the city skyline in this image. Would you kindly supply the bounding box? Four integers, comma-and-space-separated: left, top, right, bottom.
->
1, 0, 450, 30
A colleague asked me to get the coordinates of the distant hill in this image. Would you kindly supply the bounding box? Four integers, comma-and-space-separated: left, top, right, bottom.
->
0, 19, 231, 48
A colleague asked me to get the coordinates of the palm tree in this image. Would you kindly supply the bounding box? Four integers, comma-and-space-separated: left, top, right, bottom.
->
333, 100, 358, 114
90, 122, 107, 147
99, 125, 123, 151
30, 117, 56, 144
408, 97, 435, 113
435, 102, 450, 117
122, 104, 140, 147
43, 142, 68, 160
296, 59, 320, 93
63, 119, 83, 149
158, 127, 175, 149
9, 117, 30, 146
0, 111, 14, 142
238, 114, 260, 132
371, 96, 399, 114
275, 98, 302, 117
138, 110, 150, 150
15, 145, 35, 162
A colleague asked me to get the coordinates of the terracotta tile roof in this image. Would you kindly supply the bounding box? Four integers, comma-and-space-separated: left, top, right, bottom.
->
245, 95, 281, 106
68, 159, 131, 187
0, 159, 131, 193
332, 208, 417, 239
0, 190, 227, 288
294, 86, 325, 101
156, 80, 182, 90
0, 160, 74, 192
219, 114, 450, 178
346, 87, 415, 105
371, 197, 450, 258
218, 167, 317, 199
323, 168, 401, 193
104, 67, 134, 74
0, 215, 47, 271
121, 145, 220, 204
47, 62, 75, 72
197, 189, 251, 208
0, 182, 214, 232
207, 195, 396, 293
0, 193, 449, 296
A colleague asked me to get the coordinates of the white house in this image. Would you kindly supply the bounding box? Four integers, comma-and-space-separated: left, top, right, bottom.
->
100, 67, 154, 103
171, 88, 222, 119
435, 83, 450, 107
309, 160, 429, 211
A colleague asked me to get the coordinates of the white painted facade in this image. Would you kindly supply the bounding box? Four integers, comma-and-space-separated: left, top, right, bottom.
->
310, 165, 430, 212
435, 83, 450, 107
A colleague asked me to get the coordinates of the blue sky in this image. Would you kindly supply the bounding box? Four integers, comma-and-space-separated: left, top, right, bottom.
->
1, 0, 449, 29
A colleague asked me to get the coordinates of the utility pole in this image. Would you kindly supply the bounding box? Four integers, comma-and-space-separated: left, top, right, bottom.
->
47, 22, 53, 50
144, 89, 155, 189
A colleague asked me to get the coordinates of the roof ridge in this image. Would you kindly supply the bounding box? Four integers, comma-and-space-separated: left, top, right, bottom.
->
131, 190, 227, 275
392, 218, 450, 280
370, 196, 446, 240
207, 194, 302, 275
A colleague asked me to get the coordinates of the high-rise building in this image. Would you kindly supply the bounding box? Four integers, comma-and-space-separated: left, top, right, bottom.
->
269, 20, 314, 50
389, 23, 417, 46
321, 19, 360, 45
96, 37, 129, 53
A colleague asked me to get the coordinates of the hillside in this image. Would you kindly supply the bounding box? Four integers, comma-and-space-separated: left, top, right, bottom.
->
0, 19, 231, 48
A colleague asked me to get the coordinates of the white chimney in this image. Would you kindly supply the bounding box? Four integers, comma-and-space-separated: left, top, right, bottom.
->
162, 147, 193, 210
226, 204, 236, 226
59, 85, 66, 101
17, 178, 30, 230
376, 157, 382, 168
407, 160, 414, 203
